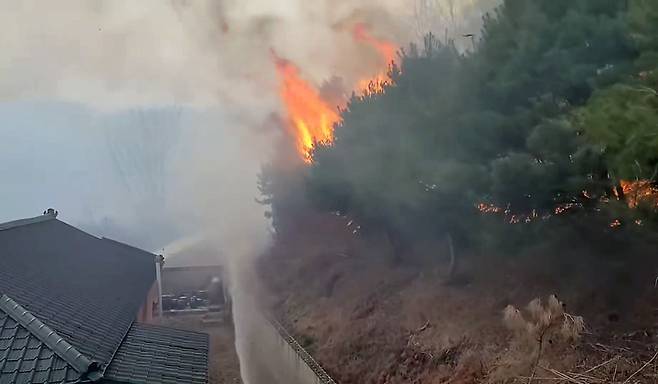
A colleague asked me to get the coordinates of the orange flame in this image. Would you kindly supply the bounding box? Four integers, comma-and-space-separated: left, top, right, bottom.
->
273, 54, 340, 162
273, 24, 397, 162
353, 23, 397, 94
618, 180, 658, 208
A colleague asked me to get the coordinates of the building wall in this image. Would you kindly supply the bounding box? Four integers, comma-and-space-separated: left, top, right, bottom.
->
136, 282, 159, 323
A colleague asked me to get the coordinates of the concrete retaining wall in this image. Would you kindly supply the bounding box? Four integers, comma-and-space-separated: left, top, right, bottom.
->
239, 311, 337, 384
267, 316, 336, 384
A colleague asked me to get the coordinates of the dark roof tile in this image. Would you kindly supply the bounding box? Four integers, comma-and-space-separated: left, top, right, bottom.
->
49, 368, 66, 382
23, 347, 40, 361
0, 218, 156, 368
27, 337, 42, 349
0, 297, 98, 384
51, 359, 67, 370
105, 323, 208, 384
18, 357, 37, 372
0, 373, 16, 384
7, 348, 23, 361
1, 327, 17, 340
12, 337, 28, 351
2, 359, 19, 374
38, 348, 54, 360
14, 371, 33, 382
0, 216, 208, 384
35, 356, 54, 371
31, 370, 51, 383
65, 368, 80, 381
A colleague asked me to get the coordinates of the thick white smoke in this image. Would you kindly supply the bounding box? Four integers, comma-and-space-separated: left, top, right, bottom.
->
0, 0, 404, 107
0, 0, 496, 106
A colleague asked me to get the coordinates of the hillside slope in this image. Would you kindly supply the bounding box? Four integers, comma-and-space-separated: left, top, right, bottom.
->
259, 212, 658, 383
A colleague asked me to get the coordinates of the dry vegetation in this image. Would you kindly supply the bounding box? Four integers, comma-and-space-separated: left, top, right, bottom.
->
259, 212, 658, 384
495, 295, 585, 382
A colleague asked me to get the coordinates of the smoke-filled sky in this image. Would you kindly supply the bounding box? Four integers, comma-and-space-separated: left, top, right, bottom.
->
0, 0, 496, 258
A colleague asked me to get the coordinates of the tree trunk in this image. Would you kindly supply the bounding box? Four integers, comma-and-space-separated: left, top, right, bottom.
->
614, 181, 625, 201
386, 227, 405, 264
446, 232, 457, 282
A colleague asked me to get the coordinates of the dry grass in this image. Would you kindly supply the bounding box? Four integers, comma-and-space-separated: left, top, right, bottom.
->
259, 211, 658, 384
495, 295, 586, 382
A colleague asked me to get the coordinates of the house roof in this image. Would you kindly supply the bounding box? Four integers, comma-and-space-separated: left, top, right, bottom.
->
0, 215, 156, 367
104, 324, 208, 384
0, 295, 101, 384
0, 214, 209, 384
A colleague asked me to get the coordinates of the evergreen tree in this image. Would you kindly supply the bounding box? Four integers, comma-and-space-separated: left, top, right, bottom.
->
304, 0, 650, 261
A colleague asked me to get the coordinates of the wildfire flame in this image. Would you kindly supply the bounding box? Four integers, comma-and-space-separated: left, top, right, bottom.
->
273, 24, 398, 162
477, 180, 658, 229
273, 54, 340, 162
353, 23, 397, 95
617, 180, 658, 209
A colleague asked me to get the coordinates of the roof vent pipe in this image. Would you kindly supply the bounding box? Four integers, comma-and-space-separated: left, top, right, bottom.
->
43, 208, 58, 217
155, 254, 164, 320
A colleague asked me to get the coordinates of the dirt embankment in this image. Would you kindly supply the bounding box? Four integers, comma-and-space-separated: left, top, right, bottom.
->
259, 213, 658, 383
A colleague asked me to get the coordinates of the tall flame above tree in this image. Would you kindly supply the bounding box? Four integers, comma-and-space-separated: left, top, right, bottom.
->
273, 24, 398, 162
273, 54, 340, 163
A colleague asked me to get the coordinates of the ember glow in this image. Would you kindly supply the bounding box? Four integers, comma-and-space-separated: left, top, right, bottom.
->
476, 180, 658, 229
477, 203, 503, 214
618, 180, 658, 209
273, 24, 398, 162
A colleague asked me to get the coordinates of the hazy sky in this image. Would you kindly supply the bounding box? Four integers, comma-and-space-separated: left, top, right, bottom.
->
0, 103, 204, 248
0, 0, 497, 254
0, 102, 105, 221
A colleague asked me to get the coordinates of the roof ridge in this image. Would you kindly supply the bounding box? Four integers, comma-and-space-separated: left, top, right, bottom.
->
0, 294, 101, 379
163, 265, 224, 271
100, 237, 158, 260
105, 321, 209, 384
0, 213, 57, 232
100, 319, 135, 378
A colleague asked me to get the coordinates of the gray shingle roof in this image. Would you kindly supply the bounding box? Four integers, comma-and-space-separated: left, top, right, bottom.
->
0, 295, 100, 384
104, 324, 208, 384
0, 217, 156, 367
0, 215, 209, 384
0, 216, 156, 383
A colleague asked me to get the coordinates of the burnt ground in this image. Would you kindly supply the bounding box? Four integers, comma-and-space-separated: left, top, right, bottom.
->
161, 314, 243, 384
258, 212, 658, 383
